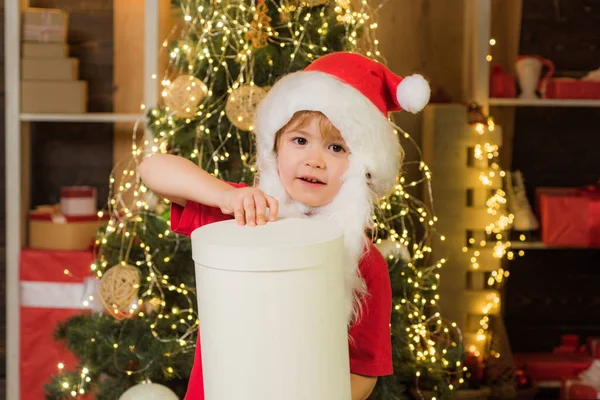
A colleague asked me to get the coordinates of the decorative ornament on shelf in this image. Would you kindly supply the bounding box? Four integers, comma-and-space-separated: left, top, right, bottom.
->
225, 84, 268, 131
244, 2, 272, 49
164, 75, 208, 118
98, 263, 141, 320
119, 381, 179, 400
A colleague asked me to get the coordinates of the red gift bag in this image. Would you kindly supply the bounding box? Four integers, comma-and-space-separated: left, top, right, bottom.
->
20, 250, 98, 400
537, 186, 600, 247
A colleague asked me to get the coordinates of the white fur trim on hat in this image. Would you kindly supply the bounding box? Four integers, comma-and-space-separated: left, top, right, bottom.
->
255, 70, 403, 198
396, 74, 430, 114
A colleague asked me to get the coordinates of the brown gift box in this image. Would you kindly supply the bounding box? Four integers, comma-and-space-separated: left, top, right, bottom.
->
28, 206, 106, 251
21, 80, 87, 113
22, 8, 68, 43
22, 58, 79, 80
22, 42, 69, 58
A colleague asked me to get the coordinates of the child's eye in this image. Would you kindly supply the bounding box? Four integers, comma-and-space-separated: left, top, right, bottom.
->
293, 137, 307, 145
329, 144, 347, 153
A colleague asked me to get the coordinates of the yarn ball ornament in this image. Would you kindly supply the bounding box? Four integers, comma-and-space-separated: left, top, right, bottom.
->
164, 75, 208, 118
119, 382, 179, 400
98, 263, 141, 319
225, 84, 268, 131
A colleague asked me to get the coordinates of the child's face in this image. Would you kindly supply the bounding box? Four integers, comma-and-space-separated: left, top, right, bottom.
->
276, 116, 349, 208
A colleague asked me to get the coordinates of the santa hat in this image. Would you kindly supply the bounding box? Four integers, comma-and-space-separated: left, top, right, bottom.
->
254, 52, 430, 324
255, 52, 430, 199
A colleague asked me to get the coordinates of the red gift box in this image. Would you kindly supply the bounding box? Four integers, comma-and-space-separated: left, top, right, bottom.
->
489, 64, 516, 98
514, 353, 593, 382
562, 379, 600, 400
537, 186, 600, 247
60, 186, 97, 217
544, 78, 600, 100
20, 250, 98, 400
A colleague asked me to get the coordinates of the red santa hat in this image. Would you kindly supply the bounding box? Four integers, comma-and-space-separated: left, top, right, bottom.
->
255, 52, 430, 199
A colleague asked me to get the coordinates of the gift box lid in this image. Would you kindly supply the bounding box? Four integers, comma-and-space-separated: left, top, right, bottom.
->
29, 208, 107, 223
60, 186, 97, 198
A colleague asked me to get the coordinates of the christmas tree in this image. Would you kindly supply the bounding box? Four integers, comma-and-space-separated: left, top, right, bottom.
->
46, 0, 462, 399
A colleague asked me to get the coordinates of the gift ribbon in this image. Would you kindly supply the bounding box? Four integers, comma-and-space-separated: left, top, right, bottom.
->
20, 277, 103, 311
23, 10, 64, 42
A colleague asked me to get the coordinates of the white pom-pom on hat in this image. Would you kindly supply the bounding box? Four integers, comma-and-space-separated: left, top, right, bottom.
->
396, 74, 431, 114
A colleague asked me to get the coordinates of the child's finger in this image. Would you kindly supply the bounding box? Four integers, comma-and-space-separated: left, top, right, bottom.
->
266, 195, 279, 221
243, 195, 256, 226
234, 198, 245, 226
253, 193, 267, 225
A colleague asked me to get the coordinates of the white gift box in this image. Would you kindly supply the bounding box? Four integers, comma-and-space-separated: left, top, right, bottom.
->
60, 186, 97, 216
192, 218, 351, 400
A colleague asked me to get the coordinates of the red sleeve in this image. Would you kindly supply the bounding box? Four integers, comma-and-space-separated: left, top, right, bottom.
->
348, 243, 393, 377
170, 181, 248, 237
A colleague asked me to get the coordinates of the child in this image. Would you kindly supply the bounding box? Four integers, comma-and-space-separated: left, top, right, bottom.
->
139, 52, 430, 400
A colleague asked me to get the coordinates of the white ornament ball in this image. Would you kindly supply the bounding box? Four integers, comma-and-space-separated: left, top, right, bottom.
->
119, 382, 179, 400
376, 239, 411, 262
164, 75, 208, 118
225, 84, 268, 131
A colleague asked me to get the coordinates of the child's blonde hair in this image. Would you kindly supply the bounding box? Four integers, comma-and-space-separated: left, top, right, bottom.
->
273, 110, 342, 153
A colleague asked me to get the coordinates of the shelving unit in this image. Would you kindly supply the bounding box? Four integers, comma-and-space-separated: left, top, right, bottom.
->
4, 2, 160, 399
20, 113, 146, 123
438, 1, 600, 352
489, 98, 600, 107
510, 241, 595, 250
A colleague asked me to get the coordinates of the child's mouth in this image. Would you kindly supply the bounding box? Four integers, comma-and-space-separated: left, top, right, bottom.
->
298, 177, 325, 185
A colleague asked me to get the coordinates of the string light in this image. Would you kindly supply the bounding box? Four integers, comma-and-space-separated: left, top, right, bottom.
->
465, 72, 525, 353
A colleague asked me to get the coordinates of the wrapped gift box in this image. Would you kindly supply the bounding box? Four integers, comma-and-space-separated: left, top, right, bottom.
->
489, 64, 516, 98
514, 353, 593, 382
22, 57, 79, 80
20, 249, 98, 400
28, 207, 106, 250
60, 186, 97, 217
21, 80, 87, 113
537, 187, 600, 247
22, 42, 69, 58
545, 78, 600, 100
562, 379, 600, 400
22, 7, 68, 43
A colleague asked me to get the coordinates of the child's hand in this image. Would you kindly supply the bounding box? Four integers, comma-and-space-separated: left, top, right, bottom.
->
220, 187, 279, 226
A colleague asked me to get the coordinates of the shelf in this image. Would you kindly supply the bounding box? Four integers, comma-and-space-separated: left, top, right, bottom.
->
20, 113, 146, 123
489, 98, 600, 107
510, 241, 598, 250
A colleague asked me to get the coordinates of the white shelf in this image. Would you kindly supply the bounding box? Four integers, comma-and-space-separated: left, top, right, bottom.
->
489, 98, 600, 107
510, 241, 597, 250
20, 113, 146, 123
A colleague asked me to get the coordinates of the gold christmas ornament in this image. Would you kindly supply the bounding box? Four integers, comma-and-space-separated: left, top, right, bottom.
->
245, 3, 272, 49
164, 75, 208, 118
225, 84, 268, 131
99, 263, 141, 319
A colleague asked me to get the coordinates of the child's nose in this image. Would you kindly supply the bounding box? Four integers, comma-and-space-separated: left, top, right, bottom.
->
305, 147, 325, 169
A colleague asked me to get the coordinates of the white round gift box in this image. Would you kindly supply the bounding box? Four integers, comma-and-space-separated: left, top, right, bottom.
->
192, 218, 351, 400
